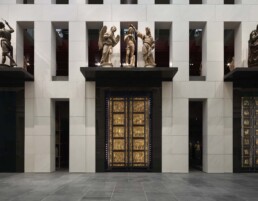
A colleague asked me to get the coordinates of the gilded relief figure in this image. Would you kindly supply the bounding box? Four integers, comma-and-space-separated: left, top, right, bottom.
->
98, 26, 120, 67
0, 20, 17, 67
124, 26, 136, 67
248, 25, 258, 67
130, 24, 156, 67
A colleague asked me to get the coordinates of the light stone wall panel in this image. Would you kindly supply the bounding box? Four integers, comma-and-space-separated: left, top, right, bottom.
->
203, 0, 223, 4
112, 5, 146, 21
173, 82, 216, 98
205, 135, 224, 155
34, 98, 51, 117
204, 154, 224, 173
162, 154, 188, 173
162, 98, 172, 118
187, 6, 216, 22
25, 98, 34, 126
78, 5, 111, 21
70, 98, 85, 117
70, 117, 86, 136
70, 61, 87, 82
85, 135, 95, 172
172, 41, 189, 62
70, 0, 85, 4
148, 6, 188, 22
242, 0, 258, 4
69, 42, 86, 62
206, 116, 224, 136
162, 82, 172, 99
85, 82, 95, 99
35, 0, 53, 4
172, 0, 188, 4
0, 0, 16, 4
34, 117, 51, 136
70, 135, 86, 172
215, 6, 249, 22
42, 5, 77, 21
104, 0, 120, 4
224, 154, 233, 173
224, 117, 233, 136
172, 62, 189, 81
172, 21, 188, 42
85, 100, 95, 128
224, 135, 233, 155
223, 82, 233, 99
215, 82, 224, 98
9, 5, 43, 21
138, 0, 155, 4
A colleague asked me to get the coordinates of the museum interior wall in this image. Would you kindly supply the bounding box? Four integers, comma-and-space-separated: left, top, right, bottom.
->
1, 0, 258, 173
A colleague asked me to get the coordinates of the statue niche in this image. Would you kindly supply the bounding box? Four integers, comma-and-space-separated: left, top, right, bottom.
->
98, 26, 120, 67
248, 25, 258, 67
0, 20, 17, 67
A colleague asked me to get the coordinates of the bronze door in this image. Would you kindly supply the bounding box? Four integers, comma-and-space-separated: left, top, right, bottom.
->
241, 97, 258, 170
106, 95, 151, 170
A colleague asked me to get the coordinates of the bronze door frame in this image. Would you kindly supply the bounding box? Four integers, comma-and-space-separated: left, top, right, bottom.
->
233, 87, 258, 173
96, 84, 162, 172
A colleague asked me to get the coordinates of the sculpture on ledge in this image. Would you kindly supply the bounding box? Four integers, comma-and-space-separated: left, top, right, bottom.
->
0, 20, 17, 67
248, 25, 258, 67
130, 24, 156, 67
98, 26, 120, 67
123, 26, 136, 67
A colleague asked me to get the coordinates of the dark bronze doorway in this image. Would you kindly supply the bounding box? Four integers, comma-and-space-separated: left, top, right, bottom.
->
241, 97, 258, 171
106, 95, 151, 170
95, 83, 162, 172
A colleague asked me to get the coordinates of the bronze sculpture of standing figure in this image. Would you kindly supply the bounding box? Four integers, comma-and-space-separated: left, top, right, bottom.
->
0, 20, 17, 67
130, 24, 156, 67
98, 26, 120, 67
124, 26, 135, 67
248, 25, 258, 67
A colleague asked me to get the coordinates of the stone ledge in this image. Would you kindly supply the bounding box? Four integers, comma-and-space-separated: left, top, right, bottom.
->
0, 65, 34, 83
80, 67, 178, 82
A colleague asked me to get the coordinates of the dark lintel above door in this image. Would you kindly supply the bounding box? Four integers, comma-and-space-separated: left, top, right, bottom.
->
80, 67, 178, 82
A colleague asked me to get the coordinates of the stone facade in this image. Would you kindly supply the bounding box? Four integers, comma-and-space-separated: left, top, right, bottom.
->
1, 0, 258, 173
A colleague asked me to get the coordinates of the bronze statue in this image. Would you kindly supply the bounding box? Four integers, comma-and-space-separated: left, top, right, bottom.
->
98, 26, 120, 67
0, 20, 17, 67
124, 26, 136, 67
130, 24, 156, 67
248, 25, 258, 67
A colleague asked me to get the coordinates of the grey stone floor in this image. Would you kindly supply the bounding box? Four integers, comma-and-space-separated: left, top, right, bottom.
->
0, 172, 258, 201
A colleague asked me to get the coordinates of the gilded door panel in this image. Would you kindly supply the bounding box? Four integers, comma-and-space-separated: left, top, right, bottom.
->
133, 114, 145, 125
133, 126, 145, 137
113, 114, 124, 125
113, 127, 124, 137
107, 95, 151, 169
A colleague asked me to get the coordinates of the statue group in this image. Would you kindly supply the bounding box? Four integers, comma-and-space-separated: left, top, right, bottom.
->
98, 24, 156, 67
0, 20, 17, 67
